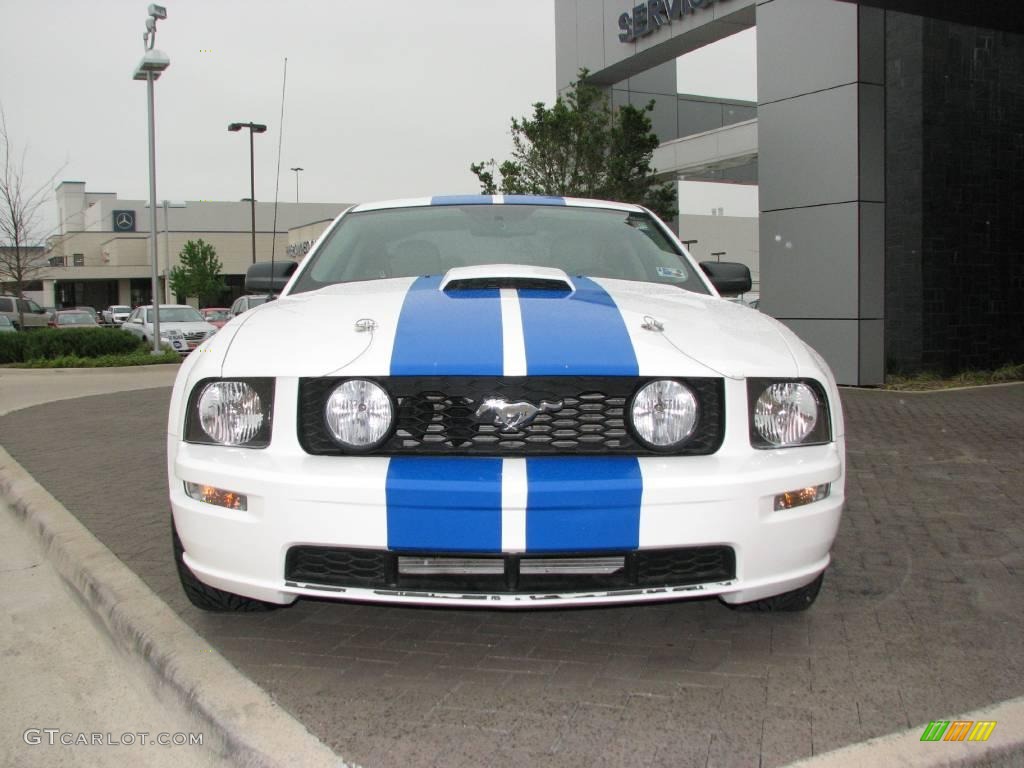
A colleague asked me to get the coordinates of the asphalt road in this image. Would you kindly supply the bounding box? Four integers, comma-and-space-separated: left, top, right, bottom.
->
2, 384, 1022, 768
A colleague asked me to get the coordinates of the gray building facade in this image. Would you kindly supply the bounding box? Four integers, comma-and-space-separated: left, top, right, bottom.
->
556, 0, 1024, 385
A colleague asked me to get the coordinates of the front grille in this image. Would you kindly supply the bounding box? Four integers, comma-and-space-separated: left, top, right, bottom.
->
183, 331, 207, 341
298, 376, 724, 456
284, 546, 736, 594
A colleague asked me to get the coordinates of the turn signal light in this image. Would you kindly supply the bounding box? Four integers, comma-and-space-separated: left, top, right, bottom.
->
184, 482, 247, 511
774, 484, 829, 511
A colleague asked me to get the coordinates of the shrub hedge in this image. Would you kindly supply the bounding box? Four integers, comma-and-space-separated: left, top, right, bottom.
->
0, 328, 145, 364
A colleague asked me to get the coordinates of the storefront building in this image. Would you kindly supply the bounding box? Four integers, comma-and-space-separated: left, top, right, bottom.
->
39, 181, 347, 310
557, 0, 1024, 384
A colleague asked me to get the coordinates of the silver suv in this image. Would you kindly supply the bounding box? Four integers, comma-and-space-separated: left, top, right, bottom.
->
229, 294, 271, 317
0, 295, 49, 330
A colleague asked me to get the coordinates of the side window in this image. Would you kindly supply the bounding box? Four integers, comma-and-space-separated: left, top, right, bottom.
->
128, 309, 140, 322
0, 298, 13, 312
26, 299, 43, 313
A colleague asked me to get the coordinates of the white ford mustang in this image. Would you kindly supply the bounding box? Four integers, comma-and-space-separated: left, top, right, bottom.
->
167, 195, 844, 612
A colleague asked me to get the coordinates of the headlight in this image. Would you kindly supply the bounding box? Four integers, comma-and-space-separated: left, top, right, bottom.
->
748, 379, 830, 448
324, 379, 394, 450
185, 379, 274, 447
630, 379, 699, 450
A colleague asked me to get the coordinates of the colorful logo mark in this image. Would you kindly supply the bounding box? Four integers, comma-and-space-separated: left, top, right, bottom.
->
920, 720, 997, 742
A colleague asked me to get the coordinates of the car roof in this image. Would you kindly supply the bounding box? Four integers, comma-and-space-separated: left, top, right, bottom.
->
349, 194, 647, 214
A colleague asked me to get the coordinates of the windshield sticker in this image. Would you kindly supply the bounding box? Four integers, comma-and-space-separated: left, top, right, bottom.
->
657, 266, 687, 279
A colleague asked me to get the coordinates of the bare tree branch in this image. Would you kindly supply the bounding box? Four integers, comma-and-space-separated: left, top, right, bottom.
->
0, 103, 66, 328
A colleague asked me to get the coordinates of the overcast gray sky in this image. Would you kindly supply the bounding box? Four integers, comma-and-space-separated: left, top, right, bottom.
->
1, 1, 758, 230
0, 0, 556, 223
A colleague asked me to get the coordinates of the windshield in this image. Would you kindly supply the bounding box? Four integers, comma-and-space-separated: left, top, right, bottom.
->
203, 310, 230, 320
289, 204, 709, 295
145, 307, 204, 323
58, 312, 94, 325
111, 306, 130, 313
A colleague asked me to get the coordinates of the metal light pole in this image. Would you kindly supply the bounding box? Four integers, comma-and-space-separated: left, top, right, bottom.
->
133, 4, 169, 354
290, 167, 304, 203
228, 122, 267, 264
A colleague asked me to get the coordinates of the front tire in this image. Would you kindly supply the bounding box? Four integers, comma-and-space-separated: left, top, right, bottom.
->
172, 517, 275, 612
726, 572, 824, 612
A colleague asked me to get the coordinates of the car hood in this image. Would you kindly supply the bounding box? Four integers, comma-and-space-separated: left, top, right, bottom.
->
217, 275, 807, 380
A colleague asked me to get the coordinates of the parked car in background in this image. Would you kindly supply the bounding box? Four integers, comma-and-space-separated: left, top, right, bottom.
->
0, 295, 49, 330
102, 305, 132, 326
50, 310, 100, 328
71, 306, 100, 324
229, 294, 271, 317
0, 315, 15, 333
199, 307, 231, 329
122, 304, 217, 355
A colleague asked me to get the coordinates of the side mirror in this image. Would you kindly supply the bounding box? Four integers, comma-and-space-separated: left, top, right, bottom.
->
245, 261, 298, 293
699, 261, 752, 296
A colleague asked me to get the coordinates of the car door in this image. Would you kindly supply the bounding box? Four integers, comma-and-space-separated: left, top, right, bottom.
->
124, 308, 145, 338
16, 298, 49, 329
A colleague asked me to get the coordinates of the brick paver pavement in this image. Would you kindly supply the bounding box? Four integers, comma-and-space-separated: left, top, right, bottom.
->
2, 384, 1022, 767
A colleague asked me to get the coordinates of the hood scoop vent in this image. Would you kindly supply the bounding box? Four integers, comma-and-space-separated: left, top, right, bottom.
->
440, 265, 574, 293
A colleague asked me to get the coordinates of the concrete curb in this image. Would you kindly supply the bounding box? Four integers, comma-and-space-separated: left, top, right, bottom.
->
0, 444, 353, 768
784, 697, 1024, 768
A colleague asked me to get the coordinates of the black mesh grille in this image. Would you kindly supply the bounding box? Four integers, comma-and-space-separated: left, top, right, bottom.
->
284, 546, 736, 593
637, 548, 738, 587
284, 547, 388, 589
298, 376, 724, 456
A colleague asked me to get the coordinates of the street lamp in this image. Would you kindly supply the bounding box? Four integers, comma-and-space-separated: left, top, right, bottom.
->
133, 3, 169, 355
711, 251, 726, 262
681, 239, 698, 252
290, 167, 304, 203
228, 121, 267, 264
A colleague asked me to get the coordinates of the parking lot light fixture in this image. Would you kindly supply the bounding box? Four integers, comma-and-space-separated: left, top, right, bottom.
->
228, 122, 268, 264
290, 167, 304, 203
133, 4, 170, 354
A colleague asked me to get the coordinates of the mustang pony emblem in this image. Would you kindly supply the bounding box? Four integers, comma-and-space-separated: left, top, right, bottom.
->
474, 398, 563, 432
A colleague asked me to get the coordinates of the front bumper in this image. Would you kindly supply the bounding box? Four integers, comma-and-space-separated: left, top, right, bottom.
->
169, 437, 845, 608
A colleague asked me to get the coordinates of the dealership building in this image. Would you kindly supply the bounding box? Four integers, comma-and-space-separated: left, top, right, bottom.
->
557, 0, 1024, 384
38, 181, 346, 311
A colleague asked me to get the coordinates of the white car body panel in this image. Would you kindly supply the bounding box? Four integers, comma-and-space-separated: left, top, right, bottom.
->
168, 196, 845, 609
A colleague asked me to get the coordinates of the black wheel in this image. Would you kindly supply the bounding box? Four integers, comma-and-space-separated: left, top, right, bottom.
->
726, 572, 824, 612
172, 517, 275, 612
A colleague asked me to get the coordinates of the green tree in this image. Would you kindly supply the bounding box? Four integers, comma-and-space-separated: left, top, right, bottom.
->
169, 239, 225, 306
471, 70, 676, 221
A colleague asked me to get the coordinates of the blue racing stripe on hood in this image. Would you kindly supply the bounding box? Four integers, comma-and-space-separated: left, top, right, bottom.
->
390, 275, 503, 375
386, 458, 502, 552
518, 276, 639, 375
525, 457, 642, 552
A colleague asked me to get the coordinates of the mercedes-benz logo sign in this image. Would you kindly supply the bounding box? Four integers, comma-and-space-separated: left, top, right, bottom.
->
113, 211, 136, 231
475, 398, 563, 432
